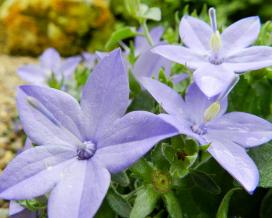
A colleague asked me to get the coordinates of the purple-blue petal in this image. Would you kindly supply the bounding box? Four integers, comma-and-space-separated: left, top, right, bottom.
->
207, 138, 259, 193
80, 49, 129, 139
179, 15, 212, 53
207, 112, 272, 147
17, 85, 84, 146
140, 77, 185, 116
39, 48, 61, 70
94, 111, 178, 173
17, 65, 47, 85
0, 145, 75, 200
48, 160, 110, 218
221, 16, 260, 55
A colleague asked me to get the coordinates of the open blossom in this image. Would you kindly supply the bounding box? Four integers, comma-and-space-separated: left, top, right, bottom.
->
152, 8, 272, 97
17, 48, 81, 86
141, 77, 272, 192
0, 49, 177, 218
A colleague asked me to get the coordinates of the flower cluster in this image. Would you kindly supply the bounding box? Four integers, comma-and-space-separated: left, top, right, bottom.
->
1, 7, 272, 218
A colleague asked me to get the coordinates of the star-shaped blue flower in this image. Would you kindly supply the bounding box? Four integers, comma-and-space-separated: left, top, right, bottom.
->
152, 8, 272, 97
17, 48, 81, 86
141, 77, 272, 192
0, 49, 177, 218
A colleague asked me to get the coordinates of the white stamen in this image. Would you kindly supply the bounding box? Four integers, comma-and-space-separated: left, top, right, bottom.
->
209, 8, 217, 32
204, 101, 221, 122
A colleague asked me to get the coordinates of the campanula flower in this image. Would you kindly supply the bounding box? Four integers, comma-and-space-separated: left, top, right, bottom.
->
141, 77, 272, 192
0, 49, 177, 218
17, 48, 81, 86
152, 8, 272, 97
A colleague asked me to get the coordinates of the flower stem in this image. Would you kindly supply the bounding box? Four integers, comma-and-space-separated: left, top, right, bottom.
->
142, 20, 154, 46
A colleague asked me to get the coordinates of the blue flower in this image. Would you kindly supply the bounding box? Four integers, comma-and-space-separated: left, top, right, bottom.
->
152, 8, 272, 97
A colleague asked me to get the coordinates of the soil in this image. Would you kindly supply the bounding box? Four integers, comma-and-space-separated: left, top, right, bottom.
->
0, 55, 36, 213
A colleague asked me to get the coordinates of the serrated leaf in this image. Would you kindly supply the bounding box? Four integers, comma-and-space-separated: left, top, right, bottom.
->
216, 188, 241, 218
163, 191, 183, 218
105, 27, 137, 50
130, 185, 160, 218
107, 189, 131, 218
190, 170, 221, 195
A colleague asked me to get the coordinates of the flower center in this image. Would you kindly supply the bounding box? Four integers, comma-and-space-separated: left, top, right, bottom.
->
191, 124, 207, 135
77, 141, 96, 160
208, 54, 224, 65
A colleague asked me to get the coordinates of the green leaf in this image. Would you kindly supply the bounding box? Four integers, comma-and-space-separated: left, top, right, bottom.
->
130, 185, 160, 218
250, 142, 272, 187
163, 191, 183, 218
151, 143, 170, 171
129, 70, 142, 98
75, 66, 90, 87
260, 189, 272, 218
216, 188, 241, 218
169, 161, 188, 179
128, 90, 155, 112
190, 170, 221, 195
161, 143, 176, 163
112, 171, 130, 187
105, 27, 137, 50
130, 158, 153, 183
95, 199, 115, 218
107, 189, 131, 218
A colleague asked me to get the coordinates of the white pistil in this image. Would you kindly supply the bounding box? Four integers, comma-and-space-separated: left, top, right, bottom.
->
208, 8, 222, 54
204, 101, 221, 122
209, 7, 217, 33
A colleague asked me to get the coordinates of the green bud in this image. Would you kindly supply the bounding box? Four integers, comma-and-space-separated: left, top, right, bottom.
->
152, 170, 172, 193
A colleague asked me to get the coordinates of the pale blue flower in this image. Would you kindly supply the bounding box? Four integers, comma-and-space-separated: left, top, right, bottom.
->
152, 8, 272, 97
141, 77, 272, 192
17, 48, 81, 86
0, 49, 177, 218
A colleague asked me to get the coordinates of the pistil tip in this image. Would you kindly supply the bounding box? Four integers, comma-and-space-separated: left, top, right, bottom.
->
209, 7, 217, 32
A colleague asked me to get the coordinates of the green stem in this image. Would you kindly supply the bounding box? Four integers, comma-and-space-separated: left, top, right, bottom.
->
142, 20, 154, 46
